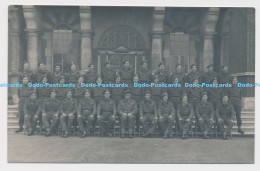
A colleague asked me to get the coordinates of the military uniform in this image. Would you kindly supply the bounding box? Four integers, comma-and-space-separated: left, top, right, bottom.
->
188, 87, 203, 112
52, 72, 64, 84
102, 68, 116, 84
154, 70, 169, 84
228, 85, 242, 128
139, 99, 158, 135
196, 101, 214, 134
97, 98, 117, 135
42, 98, 60, 134
218, 71, 231, 84
177, 102, 194, 134
84, 70, 97, 84
34, 70, 52, 83
168, 87, 184, 110
201, 71, 217, 84
24, 98, 41, 134
55, 87, 71, 101
170, 71, 185, 85
92, 87, 106, 104
185, 71, 200, 84
65, 71, 81, 84
138, 68, 152, 84
77, 97, 96, 135
117, 98, 138, 135
119, 67, 134, 85
216, 103, 235, 135
36, 85, 51, 103
73, 83, 87, 103
111, 87, 126, 105
158, 100, 175, 137
60, 98, 77, 134
149, 86, 167, 106
129, 84, 143, 104
19, 70, 33, 84
206, 87, 222, 110
18, 85, 34, 129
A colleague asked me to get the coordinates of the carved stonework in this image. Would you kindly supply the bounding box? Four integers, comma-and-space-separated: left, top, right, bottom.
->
98, 25, 145, 50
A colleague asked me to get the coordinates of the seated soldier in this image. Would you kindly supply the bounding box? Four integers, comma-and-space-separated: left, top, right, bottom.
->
216, 95, 235, 140
158, 92, 175, 139
196, 92, 214, 139
177, 94, 194, 139
117, 89, 138, 138
24, 92, 41, 136
59, 90, 77, 138
97, 89, 116, 137
139, 90, 158, 137
77, 89, 96, 138
42, 90, 60, 137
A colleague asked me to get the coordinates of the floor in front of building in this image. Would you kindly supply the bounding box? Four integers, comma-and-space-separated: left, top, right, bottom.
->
8, 133, 254, 164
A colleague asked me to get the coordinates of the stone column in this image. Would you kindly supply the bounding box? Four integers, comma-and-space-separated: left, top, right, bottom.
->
151, 7, 165, 72
220, 32, 229, 65
80, 7, 93, 72
25, 30, 40, 71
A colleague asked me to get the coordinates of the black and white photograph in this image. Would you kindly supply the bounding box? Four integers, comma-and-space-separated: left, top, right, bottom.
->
1, 0, 258, 167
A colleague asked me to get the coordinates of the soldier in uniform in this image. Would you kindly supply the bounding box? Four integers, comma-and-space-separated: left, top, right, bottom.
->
24, 92, 41, 136
19, 62, 33, 84
130, 75, 143, 104
228, 76, 244, 134
206, 77, 222, 111
111, 75, 125, 105
52, 64, 63, 83
97, 89, 117, 137
188, 77, 203, 112
119, 60, 134, 85
73, 76, 87, 104
92, 76, 106, 104
102, 61, 116, 84
117, 90, 138, 138
84, 63, 97, 84
42, 90, 60, 136
36, 76, 51, 104
158, 92, 175, 139
77, 89, 96, 138
138, 60, 152, 84
59, 90, 77, 138
218, 64, 231, 95
150, 75, 167, 106
185, 64, 200, 84
196, 92, 214, 139
216, 95, 235, 140
65, 63, 81, 84
34, 62, 52, 83
177, 94, 194, 139
170, 64, 185, 85
139, 90, 158, 137
154, 62, 169, 84
168, 76, 184, 110
16, 76, 34, 133
55, 76, 71, 101
201, 64, 217, 84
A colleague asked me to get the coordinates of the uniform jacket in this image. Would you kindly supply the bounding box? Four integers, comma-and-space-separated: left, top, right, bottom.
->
97, 98, 117, 117
139, 99, 157, 118
60, 98, 78, 115
158, 101, 175, 118
77, 97, 96, 116
117, 99, 138, 116
177, 102, 194, 120
196, 100, 214, 119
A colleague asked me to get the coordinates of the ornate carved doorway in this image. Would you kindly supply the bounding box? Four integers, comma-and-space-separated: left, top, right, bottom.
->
97, 25, 146, 75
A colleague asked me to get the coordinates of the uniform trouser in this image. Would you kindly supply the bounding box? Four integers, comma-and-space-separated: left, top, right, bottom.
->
24, 114, 38, 130
141, 114, 157, 134
178, 118, 192, 134
120, 114, 135, 134
42, 113, 59, 131
18, 97, 28, 127
60, 114, 75, 132
197, 118, 214, 133
158, 115, 174, 135
97, 114, 115, 134
231, 102, 242, 127
77, 114, 95, 133
217, 118, 233, 134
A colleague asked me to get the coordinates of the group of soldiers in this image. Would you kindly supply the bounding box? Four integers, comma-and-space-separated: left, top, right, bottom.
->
16, 60, 244, 140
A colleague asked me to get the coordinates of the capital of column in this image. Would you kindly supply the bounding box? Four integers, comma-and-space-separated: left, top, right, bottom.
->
80, 29, 93, 37
151, 31, 164, 38
203, 32, 217, 39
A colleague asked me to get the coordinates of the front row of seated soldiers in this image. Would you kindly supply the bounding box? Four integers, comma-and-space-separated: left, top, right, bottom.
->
22, 86, 235, 140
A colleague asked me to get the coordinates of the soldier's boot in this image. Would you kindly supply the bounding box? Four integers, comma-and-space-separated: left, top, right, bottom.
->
81, 131, 87, 138
27, 127, 34, 136
222, 132, 227, 140
163, 130, 168, 139
63, 131, 69, 138
238, 126, 245, 134
203, 131, 209, 139
15, 126, 23, 133
46, 128, 51, 137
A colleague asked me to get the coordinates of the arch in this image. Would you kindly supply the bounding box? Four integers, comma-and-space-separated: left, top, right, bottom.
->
171, 25, 189, 34
97, 25, 145, 50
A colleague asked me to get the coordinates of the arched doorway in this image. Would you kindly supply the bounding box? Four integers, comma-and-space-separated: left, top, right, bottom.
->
97, 25, 146, 75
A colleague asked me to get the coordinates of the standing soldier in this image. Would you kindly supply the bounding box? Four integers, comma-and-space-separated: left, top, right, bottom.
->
66, 63, 81, 84
77, 89, 96, 138
158, 92, 175, 139
168, 76, 184, 110
59, 90, 77, 138
92, 76, 106, 104
84, 63, 97, 84
52, 64, 63, 83
42, 90, 60, 136
102, 61, 116, 84
97, 89, 117, 137
170, 64, 185, 85
111, 75, 126, 105
154, 62, 169, 84
130, 75, 143, 104
73, 76, 87, 104
150, 75, 167, 106
218, 64, 232, 94
188, 77, 203, 112
201, 64, 217, 84
216, 95, 235, 140
117, 90, 138, 138
36, 76, 51, 104
55, 76, 71, 101
196, 92, 214, 139
206, 77, 222, 111
185, 64, 200, 84
16, 76, 34, 133
228, 76, 244, 134
19, 62, 33, 84
34, 62, 52, 83
24, 92, 41, 136
139, 90, 158, 137
119, 60, 134, 85
177, 94, 194, 139
138, 60, 152, 84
